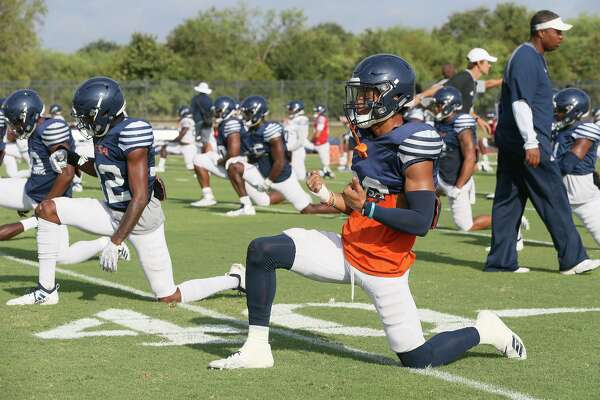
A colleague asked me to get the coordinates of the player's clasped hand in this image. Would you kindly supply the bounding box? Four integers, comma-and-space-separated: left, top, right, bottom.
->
49, 149, 68, 173
306, 170, 323, 193
342, 177, 367, 211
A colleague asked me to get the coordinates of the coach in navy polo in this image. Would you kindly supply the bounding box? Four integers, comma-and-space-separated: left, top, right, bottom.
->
485, 10, 600, 275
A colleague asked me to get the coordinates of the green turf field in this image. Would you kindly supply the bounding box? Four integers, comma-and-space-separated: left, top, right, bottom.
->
1, 154, 600, 400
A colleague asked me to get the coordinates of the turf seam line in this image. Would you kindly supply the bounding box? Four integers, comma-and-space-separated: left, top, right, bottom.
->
1, 252, 540, 400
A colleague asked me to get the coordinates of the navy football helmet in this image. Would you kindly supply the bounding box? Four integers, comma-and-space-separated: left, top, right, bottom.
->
286, 100, 304, 117
344, 54, 415, 128
212, 96, 238, 122
593, 107, 600, 124
553, 87, 590, 130
178, 105, 192, 119
313, 104, 326, 116
431, 86, 463, 121
49, 104, 62, 115
72, 76, 126, 138
240, 96, 268, 127
1, 89, 44, 139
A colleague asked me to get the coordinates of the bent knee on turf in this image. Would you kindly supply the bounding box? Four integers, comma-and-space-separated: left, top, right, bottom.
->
35, 199, 60, 223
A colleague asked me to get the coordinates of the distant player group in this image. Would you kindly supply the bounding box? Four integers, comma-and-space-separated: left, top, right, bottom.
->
2, 8, 600, 371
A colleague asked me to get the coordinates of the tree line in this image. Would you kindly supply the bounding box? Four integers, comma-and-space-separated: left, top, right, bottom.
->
2, 1, 600, 117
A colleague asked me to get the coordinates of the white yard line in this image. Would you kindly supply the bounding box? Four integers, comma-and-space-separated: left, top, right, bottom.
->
0, 252, 540, 400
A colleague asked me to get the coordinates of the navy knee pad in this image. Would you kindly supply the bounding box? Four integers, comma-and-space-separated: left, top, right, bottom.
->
247, 234, 296, 272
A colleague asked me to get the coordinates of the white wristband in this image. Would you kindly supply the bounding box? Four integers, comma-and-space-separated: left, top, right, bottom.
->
315, 185, 331, 203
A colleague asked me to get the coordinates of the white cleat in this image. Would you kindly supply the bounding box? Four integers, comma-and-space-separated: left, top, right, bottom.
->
208, 342, 274, 369
560, 259, 600, 275
485, 193, 495, 200
225, 206, 256, 217
6, 284, 59, 305
475, 310, 526, 360
72, 183, 84, 192
190, 198, 217, 207
226, 263, 246, 292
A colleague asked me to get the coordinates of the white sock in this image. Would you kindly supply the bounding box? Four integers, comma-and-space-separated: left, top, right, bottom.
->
202, 187, 214, 199
178, 275, 238, 303
158, 158, 166, 169
37, 219, 60, 290
20, 217, 38, 231
57, 237, 109, 265
245, 325, 269, 346
240, 196, 252, 208
73, 174, 82, 184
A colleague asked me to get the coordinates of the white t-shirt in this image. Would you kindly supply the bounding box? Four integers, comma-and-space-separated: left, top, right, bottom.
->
178, 117, 196, 144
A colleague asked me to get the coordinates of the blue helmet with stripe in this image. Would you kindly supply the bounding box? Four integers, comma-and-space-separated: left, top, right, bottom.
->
213, 96, 238, 122
72, 76, 126, 139
286, 100, 304, 117
431, 86, 463, 121
344, 54, 415, 128
240, 95, 268, 127
178, 105, 192, 119
1, 89, 44, 139
553, 87, 590, 130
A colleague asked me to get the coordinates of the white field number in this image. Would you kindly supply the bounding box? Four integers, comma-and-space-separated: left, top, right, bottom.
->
35, 305, 600, 345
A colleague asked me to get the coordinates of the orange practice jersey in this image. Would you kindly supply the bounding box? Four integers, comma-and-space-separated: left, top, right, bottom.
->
342, 193, 416, 278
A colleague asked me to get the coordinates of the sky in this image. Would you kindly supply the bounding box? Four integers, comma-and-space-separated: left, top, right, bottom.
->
39, 0, 600, 53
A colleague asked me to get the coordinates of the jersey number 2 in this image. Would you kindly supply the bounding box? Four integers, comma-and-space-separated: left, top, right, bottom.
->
97, 164, 132, 204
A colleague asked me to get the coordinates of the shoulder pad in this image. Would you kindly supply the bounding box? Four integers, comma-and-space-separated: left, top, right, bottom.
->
397, 125, 443, 163
41, 119, 71, 147
453, 114, 476, 132
263, 122, 283, 140
573, 122, 600, 142
118, 119, 154, 152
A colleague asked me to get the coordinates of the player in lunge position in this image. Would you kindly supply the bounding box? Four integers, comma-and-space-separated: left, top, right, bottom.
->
209, 54, 526, 369
7, 78, 245, 305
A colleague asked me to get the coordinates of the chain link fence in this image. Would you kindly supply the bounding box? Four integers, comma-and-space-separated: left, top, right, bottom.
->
2, 79, 599, 125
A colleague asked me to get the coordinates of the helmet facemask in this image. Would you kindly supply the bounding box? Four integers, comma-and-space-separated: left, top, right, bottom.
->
344, 79, 410, 129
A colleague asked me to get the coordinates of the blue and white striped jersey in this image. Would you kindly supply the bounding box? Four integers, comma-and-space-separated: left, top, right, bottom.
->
553, 122, 600, 175
0, 109, 6, 151
352, 121, 443, 195
434, 113, 477, 185
216, 117, 251, 159
93, 118, 156, 211
248, 121, 292, 182
25, 118, 74, 203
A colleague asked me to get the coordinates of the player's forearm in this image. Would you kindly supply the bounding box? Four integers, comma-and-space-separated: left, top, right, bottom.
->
361, 190, 436, 236
46, 165, 75, 199
267, 159, 284, 182
455, 157, 476, 189
111, 197, 146, 244
79, 160, 97, 176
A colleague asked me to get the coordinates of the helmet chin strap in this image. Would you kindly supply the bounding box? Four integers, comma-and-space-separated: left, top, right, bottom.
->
348, 123, 368, 159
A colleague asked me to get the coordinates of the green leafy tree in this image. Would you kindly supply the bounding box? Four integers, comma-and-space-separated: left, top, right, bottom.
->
0, 0, 46, 81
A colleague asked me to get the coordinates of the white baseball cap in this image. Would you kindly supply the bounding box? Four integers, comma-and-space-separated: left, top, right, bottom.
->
533, 17, 572, 32
467, 48, 498, 63
193, 82, 212, 94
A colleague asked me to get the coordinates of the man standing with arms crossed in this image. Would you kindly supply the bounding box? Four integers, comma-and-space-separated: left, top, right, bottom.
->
485, 10, 599, 275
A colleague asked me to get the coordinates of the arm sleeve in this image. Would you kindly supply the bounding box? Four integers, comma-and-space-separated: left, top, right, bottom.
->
367, 190, 436, 236
42, 120, 71, 147
512, 100, 539, 149
118, 120, 154, 154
